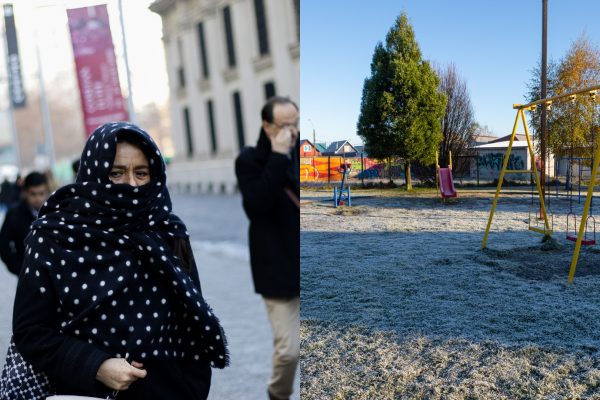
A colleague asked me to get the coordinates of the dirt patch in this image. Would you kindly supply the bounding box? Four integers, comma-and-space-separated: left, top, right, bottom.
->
330, 206, 366, 216
479, 245, 600, 281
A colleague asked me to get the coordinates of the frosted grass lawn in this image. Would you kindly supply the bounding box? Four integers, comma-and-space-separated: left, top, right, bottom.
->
300, 188, 600, 399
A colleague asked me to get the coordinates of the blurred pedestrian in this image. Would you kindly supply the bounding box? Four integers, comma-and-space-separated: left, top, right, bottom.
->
7, 122, 228, 399
0, 174, 21, 210
235, 97, 300, 400
0, 171, 49, 275
0, 176, 12, 212
11, 174, 23, 204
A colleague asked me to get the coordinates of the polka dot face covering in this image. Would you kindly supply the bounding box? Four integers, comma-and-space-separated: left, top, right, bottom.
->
24, 122, 229, 368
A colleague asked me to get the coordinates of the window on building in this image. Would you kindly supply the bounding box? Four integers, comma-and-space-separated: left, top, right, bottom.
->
207, 100, 218, 154
177, 37, 186, 88
303, 145, 311, 152
253, 0, 270, 56
293, 0, 299, 41
178, 67, 186, 89
183, 107, 194, 157
264, 81, 276, 100
233, 91, 245, 149
223, 6, 237, 68
197, 22, 209, 79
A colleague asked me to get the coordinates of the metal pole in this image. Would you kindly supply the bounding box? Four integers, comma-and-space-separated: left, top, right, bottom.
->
361, 152, 364, 186
476, 152, 480, 186
35, 37, 55, 171
516, 85, 600, 110
308, 118, 316, 180
118, 0, 136, 124
308, 118, 316, 148
555, 158, 558, 198
327, 156, 330, 186
1, 35, 19, 170
435, 151, 439, 195
540, 0, 548, 197
483, 110, 525, 248
522, 108, 551, 232
6, 90, 20, 169
2, 4, 20, 170
579, 158, 582, 203
568, 140, 600, 282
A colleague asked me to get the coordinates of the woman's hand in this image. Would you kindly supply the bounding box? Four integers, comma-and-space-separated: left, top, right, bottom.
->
96, 358, 147, 390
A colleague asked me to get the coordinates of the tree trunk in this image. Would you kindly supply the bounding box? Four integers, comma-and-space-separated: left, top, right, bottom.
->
405, 160, 412, 190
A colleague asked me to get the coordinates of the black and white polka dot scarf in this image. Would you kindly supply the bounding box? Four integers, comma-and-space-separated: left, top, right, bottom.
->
23, 122, 229, 368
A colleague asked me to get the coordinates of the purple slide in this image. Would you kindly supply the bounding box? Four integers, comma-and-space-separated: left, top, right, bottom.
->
438, 167, 457, 198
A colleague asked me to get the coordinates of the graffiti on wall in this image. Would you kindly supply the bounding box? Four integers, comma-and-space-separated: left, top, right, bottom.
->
300, 156, 405, 182
299, 157, 346, 181
301, 150, 535, 183
477, 152, 525, 171
473, 150, 529, 180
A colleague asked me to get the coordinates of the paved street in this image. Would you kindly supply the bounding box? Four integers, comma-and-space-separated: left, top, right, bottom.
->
0, 193, 299, 400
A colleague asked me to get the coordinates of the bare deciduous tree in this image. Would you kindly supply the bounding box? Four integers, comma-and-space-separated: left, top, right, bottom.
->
437, 63, 476, 174
14, 72, 85, 170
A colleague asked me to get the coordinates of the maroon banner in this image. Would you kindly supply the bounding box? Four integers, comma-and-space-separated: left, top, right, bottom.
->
67, 5, 128, 137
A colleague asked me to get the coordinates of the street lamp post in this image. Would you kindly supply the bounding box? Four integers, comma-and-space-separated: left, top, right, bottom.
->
118, 0, 136, 124
35, 38, 55, 171
308, 118, 316, 151
2, 4, 21, 170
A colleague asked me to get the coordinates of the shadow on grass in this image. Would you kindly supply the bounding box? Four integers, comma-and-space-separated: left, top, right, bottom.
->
303, 194, 493, 211
301, 229, 600, 352
480, 246, 600, 280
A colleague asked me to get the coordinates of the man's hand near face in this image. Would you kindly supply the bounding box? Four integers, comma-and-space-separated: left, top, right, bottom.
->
262, 102, 299, 156
269, 127, 295, 155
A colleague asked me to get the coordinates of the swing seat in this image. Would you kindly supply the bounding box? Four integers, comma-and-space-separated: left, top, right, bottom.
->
528, 226, 553, 235
528, 211, 553, 236
566, 235, 596, 245
566, 213, 596, 245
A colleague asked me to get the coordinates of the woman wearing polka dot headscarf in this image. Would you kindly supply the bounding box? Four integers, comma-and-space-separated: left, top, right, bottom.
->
11, 122, 228, 399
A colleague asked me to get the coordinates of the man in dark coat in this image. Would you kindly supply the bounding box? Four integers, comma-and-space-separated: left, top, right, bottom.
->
235, 96, 299, 400
0, 176, 19, 211
0, 171, 48, 275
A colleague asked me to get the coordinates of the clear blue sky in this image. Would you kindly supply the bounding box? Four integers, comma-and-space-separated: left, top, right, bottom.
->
300, 0, 600, 146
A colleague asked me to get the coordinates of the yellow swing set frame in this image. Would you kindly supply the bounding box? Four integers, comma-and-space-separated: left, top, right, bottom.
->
481, 85, 600, 283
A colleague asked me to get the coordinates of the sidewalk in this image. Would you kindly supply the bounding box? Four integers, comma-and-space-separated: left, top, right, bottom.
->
0, 194, 299, 400
0, 247, 17, 373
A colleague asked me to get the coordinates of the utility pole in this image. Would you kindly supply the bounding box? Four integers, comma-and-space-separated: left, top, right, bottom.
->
118, 0, 136, 124
308, 118, 316, 149
2, 4, 21, 170
35, 39, 55, 171
541, 0, 548, 197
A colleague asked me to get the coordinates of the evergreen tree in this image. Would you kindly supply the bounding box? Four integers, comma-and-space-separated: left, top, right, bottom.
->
357, 13, 447, 189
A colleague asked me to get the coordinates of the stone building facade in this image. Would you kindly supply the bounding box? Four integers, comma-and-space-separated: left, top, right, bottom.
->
150, 0, 300, 193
